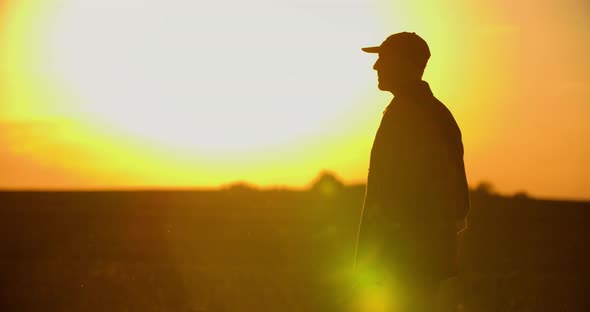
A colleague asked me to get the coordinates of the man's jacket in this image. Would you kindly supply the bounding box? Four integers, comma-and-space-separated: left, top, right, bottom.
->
355, 81, 470, 280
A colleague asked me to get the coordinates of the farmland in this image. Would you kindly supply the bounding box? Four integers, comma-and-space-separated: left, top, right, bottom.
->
1, 185, 588, 311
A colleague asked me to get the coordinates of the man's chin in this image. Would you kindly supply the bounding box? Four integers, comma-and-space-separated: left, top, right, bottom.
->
377, 82, 392, 91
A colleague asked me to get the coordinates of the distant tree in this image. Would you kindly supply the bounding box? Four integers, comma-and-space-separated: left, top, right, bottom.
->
473, 181, 496, 196
223, 181, 258, 192
513, 191, 531, 200
309, 171, 345, 196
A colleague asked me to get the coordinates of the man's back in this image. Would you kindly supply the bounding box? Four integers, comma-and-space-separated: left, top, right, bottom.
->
357, 31, 469, 312
356, 80, 469, 279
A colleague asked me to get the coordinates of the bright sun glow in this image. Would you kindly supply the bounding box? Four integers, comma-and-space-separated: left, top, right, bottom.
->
0, 0, 498, 189
1, 0, 392, 188
7, 0, 589, 198
46, 0, 381, 154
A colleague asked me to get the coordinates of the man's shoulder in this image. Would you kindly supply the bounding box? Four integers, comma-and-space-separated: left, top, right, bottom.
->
429, 97, 460, 128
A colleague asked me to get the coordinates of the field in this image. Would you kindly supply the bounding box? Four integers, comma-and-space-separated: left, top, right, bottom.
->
1, 183, 589, 311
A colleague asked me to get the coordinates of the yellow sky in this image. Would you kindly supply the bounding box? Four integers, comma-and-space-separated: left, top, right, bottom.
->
1, 0, 589, 200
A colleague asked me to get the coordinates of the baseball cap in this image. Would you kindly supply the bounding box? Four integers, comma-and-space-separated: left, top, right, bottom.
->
362, 32, 431, 68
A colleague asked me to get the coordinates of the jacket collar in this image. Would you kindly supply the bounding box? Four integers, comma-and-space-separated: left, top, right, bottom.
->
384, 80, 433, 114
393, 80, 433, 99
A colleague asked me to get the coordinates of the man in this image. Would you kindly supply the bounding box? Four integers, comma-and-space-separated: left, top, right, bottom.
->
354, 32, 470, 311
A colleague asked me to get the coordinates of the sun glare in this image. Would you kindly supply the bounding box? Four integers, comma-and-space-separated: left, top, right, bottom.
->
45, 0, 381, 154
3, 0, 590, 199
0, 0, 391, 187
0, 0, 499, 190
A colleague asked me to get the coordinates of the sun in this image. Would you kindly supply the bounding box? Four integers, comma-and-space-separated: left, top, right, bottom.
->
1, 0, 392, 188
44, 0, 381, 156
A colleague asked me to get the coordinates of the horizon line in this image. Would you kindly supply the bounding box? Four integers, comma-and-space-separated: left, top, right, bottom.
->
1, 186, 590, 203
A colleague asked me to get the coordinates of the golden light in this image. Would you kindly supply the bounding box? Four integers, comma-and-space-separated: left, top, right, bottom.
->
1, 0, 389, 188
49, 0, 386, 153
353, 265, 398, 312
3, 0, 590, 199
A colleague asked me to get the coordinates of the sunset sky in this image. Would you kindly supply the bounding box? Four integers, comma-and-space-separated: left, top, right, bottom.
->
1, 0, 589, 200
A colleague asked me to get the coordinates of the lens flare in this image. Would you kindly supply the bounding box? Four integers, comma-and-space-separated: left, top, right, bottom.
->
353, 265, 399, 312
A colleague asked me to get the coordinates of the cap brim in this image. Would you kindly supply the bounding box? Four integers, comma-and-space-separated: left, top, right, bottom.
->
361, 46, 380, 53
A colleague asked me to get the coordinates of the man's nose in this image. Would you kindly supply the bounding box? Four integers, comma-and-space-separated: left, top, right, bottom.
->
373, 59, 380, 70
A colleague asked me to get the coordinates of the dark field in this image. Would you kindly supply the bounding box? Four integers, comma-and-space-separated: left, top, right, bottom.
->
1, 184, 589, 311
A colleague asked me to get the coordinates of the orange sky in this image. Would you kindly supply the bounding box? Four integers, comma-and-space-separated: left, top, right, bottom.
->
1, 0, 589, 200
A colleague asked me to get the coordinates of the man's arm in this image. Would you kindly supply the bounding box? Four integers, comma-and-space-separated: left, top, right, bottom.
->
452, 127, 470, 233
418, 107, 470, 231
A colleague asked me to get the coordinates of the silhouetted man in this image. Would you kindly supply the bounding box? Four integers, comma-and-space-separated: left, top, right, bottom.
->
354, 32, 470, 312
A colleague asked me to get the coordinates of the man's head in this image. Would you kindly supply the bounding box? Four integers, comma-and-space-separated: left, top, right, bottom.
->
362, 32, 430, 92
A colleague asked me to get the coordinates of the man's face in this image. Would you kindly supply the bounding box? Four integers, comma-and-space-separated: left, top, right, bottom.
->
372, 53, 414, 92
